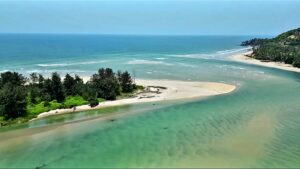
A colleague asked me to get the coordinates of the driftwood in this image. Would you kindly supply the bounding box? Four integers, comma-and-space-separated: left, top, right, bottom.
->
138, 95, 155, 99
147, 86, 167, 89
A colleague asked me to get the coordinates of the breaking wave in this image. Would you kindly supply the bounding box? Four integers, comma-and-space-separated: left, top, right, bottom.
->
169, 47, 251, 59
37, 60, 107, 67
127, 59, 173, 66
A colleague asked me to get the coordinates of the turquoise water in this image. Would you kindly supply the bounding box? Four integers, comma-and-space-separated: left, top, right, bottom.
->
0, 34, 251, 77
0, 35, 299, 168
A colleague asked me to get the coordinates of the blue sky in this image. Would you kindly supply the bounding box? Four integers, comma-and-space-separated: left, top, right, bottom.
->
0, 0, 300, 35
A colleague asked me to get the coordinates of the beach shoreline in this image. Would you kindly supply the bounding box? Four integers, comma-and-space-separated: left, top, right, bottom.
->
31, 79, 236, 121
230, 50, 300, 73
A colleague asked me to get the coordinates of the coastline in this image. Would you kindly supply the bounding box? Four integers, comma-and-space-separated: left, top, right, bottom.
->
231, 51, 300, 73
31, 79, 236, 121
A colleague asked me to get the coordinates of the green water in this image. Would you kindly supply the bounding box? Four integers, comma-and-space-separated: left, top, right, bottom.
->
1, 35, 299, 168
1, 58, 300, 167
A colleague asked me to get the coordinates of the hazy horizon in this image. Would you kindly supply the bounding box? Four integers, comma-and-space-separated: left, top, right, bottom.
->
1, 0, 300, 36
0, 32, 272, 36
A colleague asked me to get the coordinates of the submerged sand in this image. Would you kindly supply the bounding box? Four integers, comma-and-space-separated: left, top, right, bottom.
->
33, 79, 236, 120
231, 51, 300, 73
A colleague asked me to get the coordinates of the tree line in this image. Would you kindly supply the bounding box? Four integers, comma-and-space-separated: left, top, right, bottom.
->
0, 68, 135, 120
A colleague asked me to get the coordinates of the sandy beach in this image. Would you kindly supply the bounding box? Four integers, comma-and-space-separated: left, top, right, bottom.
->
231, 51, 300, 73
33, 79, 236, 120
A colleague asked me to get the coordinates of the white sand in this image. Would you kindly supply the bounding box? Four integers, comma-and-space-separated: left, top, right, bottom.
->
32, 79, 236, 120
231, 51, 300, 73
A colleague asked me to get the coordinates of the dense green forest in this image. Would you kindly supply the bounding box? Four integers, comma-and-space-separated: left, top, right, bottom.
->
241, 28, 300, 67
0, 68, 138, 126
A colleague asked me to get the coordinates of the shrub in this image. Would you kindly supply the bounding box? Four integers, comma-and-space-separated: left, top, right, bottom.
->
97, 98, 105, 103
89, 98, 99, 107
64, 96, 88, 108
27, 100, 62, 115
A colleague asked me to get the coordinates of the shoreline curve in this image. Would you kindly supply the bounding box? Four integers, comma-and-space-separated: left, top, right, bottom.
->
230, 51, 300, 74
31, 79, 236, 121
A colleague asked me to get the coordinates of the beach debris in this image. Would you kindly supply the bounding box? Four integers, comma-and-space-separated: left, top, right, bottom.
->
147, 86, 167, 90
138, 95, 155, 99
136, 85, 167, 99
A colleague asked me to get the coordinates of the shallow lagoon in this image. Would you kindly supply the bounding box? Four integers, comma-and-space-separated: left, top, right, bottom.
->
0, 35, 299, 168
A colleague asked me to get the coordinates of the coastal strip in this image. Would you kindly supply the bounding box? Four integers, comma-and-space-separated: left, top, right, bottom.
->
32, 79, 236, 121
231, 51, 300, 73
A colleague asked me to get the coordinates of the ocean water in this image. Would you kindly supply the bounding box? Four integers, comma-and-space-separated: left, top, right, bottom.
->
0, 34, 299, 168
0, 34, 251, 78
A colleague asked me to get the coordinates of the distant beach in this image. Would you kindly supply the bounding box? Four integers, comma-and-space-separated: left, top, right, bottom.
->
231, 51, 300, 73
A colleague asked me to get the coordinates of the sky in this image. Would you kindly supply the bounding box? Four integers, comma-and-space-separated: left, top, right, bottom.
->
0, 0, 300, 35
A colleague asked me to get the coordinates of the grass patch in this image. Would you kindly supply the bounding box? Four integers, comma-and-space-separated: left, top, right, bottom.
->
26, 96, 91, 115
135, 85, 145, 90
27, 100, 63, 115
64, 96, 88, 108
117, 85, 144, 99
97, 98, 106, 103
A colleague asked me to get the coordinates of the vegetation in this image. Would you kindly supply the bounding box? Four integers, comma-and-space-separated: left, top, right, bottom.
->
89, 98, 99, 107
0, 72, 27, 119
27, 100, 62, 115
0, 68, 136, 126
241, 38, 268, 46
90, 68, 121, 100
64, 95, 88, 108
241, 28, 300, 67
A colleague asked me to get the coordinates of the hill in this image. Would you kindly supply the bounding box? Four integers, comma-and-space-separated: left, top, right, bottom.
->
241, 28, 300, 67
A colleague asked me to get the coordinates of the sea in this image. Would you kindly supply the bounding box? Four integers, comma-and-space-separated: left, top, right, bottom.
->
0, 34, 299, 168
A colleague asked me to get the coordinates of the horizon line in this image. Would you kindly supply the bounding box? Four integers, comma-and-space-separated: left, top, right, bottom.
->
0, 32, 272, 37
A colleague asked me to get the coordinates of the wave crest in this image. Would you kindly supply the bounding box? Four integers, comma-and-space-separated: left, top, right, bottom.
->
170, 47, 250, 59
127, 59, 173, 66
37, 60, 107, 67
